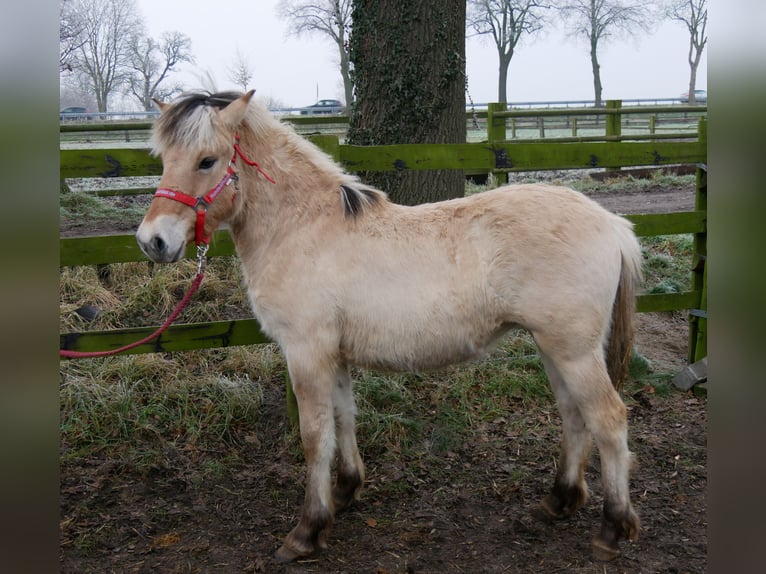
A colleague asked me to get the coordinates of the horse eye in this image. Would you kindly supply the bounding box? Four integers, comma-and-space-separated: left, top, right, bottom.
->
198, 157, 217, 171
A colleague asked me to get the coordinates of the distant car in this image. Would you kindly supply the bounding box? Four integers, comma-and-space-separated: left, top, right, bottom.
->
680, 90, 707, 104
299, 99, 345, 115
60, 106, 91, 120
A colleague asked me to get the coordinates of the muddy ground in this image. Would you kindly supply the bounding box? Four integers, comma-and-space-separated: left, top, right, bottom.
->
60, 180, 706, 573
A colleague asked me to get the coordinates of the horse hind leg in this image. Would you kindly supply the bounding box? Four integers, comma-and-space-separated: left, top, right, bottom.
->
538, 354, 592, 521
571, 355, 638, 560
537, 343, 639, 561
332, 366, 365, 511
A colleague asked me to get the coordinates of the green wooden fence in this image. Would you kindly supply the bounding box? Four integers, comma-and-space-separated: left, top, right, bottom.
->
60, 101, 707, 364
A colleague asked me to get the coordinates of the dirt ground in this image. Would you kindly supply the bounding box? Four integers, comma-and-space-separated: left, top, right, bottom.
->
60, 181, 706, 573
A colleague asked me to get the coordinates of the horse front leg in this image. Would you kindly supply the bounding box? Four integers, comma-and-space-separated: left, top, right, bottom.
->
276, 359, 337, 563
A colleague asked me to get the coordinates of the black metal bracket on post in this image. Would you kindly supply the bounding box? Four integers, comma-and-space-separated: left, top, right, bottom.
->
688, 155, 707, 363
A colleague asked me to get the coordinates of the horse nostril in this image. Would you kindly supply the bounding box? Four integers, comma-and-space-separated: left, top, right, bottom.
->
152, 236, 166, 253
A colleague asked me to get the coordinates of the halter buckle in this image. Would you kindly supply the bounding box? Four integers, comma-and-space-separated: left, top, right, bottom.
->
196, 243, 209, 274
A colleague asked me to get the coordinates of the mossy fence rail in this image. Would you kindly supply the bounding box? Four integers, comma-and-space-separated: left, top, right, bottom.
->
60, 100, 707, 364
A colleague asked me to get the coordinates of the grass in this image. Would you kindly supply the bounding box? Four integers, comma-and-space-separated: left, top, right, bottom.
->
60, 348, 276, 480
641, 234, 694, 295
60, 256, 250, 332
570, 171, 695, 195
60, 328, 553, 474
59, 252, 281, 472
351, 330, 552, 460
60, 183, 148, 230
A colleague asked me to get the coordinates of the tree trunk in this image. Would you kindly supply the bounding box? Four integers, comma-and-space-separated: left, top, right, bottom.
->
348, 0, 466, 205
96, 90, 108, 113
498, 52, 511, 104
688, 67, 697, 105
590, 36, 602, 107
687, 36, 702, 106
339, 44, 354, 108
335, 7, 354, 108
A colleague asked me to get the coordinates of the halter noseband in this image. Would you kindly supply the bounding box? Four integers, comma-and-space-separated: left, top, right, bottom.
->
153, 134, 275, 246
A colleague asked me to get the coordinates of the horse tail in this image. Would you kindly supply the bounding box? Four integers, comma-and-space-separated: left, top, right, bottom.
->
605, 218, 643, 392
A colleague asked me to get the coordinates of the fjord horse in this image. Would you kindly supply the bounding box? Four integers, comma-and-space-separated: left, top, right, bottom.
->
136, 90, 642, 562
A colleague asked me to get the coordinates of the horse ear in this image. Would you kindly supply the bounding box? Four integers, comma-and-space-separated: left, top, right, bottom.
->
152, 98, 169, 113
218, 89, 255, 130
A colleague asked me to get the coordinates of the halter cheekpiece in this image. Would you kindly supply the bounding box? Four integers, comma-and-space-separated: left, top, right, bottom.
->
154, 133, 275, 246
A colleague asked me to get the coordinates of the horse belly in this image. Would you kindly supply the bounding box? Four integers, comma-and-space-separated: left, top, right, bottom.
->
340, 296, 511, 372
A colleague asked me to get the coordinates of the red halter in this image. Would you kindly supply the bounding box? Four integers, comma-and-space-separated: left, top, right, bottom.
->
60, 137, 275, 359
153, 134, 275, 245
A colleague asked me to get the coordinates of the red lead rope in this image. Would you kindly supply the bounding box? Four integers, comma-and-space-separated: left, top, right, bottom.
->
59, 133, 275, 360
233, 134, 276, 184
59, 271, 205, 359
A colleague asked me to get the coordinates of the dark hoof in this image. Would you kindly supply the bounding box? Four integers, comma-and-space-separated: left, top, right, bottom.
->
275, 522, 331, 563
531, 501, 558, 524
333, 470, 363, 513
591, 537, 622, 561
592, 502, 639, 561
275, 543, 305, 563
535, 487, 586, 522
275, 540, 322, 563
538, 494, 570, 520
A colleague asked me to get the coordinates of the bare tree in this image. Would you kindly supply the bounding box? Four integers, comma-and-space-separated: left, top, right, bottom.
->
665, 0, 706, 105
467, 1, 551, 103
66, 0, 144, 112
557, 0, 656, 106
260, 95, 287, 111
227, 48, 254, 92
127, 31, 194, 110
278, 0, 353, 106
60, 0, 86, 72
59, 77, 98, 111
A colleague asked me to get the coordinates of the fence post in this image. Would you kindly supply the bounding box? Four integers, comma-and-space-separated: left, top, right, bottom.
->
692, 260, 707, 362
285, 369, 300, 428
605, 100, 622, 172
487, 102, 508, 184
688, 117, 707, 362
309, 134, 340, 161
605, 99, 622, 138
286, 134, 340, 428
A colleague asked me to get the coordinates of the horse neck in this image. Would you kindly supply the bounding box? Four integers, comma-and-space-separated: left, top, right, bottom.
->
228, 119, 343, 255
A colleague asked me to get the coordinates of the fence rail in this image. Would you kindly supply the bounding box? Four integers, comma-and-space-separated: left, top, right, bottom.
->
60, 100, 707, 146
60, 101, 707, 363
58, 96, 701, 123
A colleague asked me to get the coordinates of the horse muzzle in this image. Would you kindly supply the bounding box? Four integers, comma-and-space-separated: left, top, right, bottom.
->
136, 216, 188, 263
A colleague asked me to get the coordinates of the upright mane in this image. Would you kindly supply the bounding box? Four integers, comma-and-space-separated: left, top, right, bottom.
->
151, 90, 387, 219
151, 91, 243, 156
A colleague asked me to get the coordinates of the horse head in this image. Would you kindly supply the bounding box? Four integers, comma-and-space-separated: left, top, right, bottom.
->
136, 90, 255, 263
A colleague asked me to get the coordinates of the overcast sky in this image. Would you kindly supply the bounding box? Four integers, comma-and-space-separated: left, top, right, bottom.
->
134, 0, 707, 108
